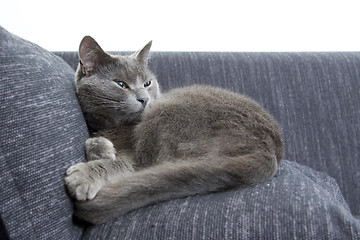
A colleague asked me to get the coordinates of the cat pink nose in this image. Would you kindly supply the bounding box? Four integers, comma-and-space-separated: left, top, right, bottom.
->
137, 98, 149, 107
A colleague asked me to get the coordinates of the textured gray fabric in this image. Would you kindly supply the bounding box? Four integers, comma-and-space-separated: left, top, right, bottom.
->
0, 26, 88, 239
56, 51, 360, 216
83, 161, 360, 239
1, 26, 359, 239
149, 51, 360, 216
54, 51, 360, 238
149, 52, 360, 217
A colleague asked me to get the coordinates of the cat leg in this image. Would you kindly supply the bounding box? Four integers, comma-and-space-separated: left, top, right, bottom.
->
85, 137, 116, 161
65, 136, 135, 200
73, 151, 278, 224
65, 154, 134, 201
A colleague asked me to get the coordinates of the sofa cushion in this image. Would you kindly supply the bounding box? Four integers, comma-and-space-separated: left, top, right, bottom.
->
82, 160, 360, 239
0, 26, 88, 239
148, 51, 360, 215
2, 26, 359, 239
55, 51, 360, 215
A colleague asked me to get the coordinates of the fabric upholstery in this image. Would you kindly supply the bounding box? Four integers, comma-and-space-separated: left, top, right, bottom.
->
0, 26, 88, 239
1, 25, 359, 239
55, 51, 360, 216
83, 160, 360, 239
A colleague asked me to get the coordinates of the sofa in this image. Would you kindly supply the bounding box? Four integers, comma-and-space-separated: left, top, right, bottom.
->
1, 25, 359, 239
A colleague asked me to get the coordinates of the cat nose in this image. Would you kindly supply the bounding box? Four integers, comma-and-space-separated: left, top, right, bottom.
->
137, 97, 149, 107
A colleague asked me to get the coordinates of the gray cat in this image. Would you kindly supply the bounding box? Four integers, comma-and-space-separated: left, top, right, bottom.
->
64, 36, 284, 224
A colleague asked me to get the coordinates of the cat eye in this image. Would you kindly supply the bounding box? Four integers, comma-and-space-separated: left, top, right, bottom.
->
117, 81, 129, 89
144, 81, 152, 88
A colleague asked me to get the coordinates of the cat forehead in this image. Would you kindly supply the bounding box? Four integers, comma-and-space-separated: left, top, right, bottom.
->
104, 55, 138, 72
111, 54, 137, 66
106, 56, 148, 78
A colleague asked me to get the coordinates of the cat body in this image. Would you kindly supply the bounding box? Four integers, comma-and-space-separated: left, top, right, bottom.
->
65, 36, 284, 224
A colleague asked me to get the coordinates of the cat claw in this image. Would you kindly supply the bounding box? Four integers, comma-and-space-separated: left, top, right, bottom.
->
65, 162, 104, 201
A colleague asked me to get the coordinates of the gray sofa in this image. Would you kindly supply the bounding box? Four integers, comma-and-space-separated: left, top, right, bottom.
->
1, 25, 359, 239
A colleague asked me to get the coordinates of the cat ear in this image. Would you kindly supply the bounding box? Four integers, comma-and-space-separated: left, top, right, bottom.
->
78, 36, 112, 75
132, 41, 152, 65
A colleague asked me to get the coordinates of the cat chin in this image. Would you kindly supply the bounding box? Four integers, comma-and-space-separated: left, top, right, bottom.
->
109, 109, 144, 127
84, 110, 144, 131
126, 110, 145, 124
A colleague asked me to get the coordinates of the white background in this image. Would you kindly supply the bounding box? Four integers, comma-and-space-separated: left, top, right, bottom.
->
1, 0, 359, 52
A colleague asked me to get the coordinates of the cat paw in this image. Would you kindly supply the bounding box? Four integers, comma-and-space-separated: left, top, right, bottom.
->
64, 162, 105, 201
85, 137, 116, 161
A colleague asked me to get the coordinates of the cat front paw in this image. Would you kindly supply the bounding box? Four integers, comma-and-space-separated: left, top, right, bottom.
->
85, 137, 116, 161
64, 162, 105, 201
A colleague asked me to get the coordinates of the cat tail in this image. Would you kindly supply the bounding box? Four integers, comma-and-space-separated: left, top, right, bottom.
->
74, 150, 279, 224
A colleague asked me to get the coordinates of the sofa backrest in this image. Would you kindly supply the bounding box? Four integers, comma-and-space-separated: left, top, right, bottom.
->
54, 51, 360, 215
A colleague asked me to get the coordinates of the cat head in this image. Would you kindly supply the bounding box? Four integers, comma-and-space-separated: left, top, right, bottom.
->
75, 36, 160, 131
